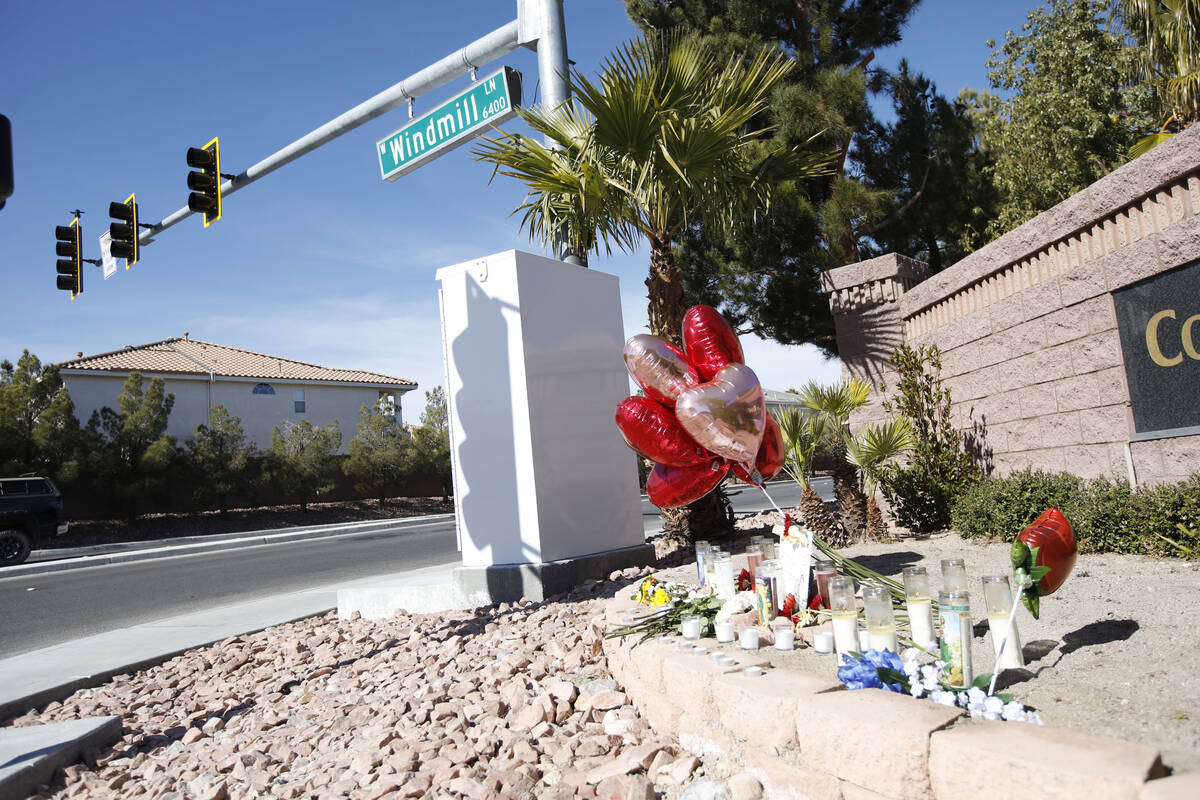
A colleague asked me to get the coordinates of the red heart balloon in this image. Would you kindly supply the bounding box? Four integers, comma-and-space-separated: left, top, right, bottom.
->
646, 461, 730, 508
682, 305, 744, 382
675, 363, 766, 467
1017, 507, 1077, 595
733, 415, 785, 484
614, 396, 708, 467
623, 334, 701, 407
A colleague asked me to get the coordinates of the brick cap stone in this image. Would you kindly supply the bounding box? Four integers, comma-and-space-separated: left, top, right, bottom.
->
930, 718, 1165, 800
1139, 772, 1200, 800
822, 253, 930, 293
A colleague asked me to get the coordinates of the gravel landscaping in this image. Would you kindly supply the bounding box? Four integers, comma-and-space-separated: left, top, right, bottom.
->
6, 507, 1197, 798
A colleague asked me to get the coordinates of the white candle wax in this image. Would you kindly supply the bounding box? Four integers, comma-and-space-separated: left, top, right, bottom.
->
858, 628, 871, 651
988, 614, 1026, 669
774, 626, 795, 651
907, 599, 935, 649
832, 614, 858, 658
714, 620, 735, 643
813, 630, 834, 653
868, 629, 898, 653
681, 617, 701, 640
739, 627, 759, 650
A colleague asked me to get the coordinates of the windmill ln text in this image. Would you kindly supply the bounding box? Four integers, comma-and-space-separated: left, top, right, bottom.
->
377, 67, 521, 181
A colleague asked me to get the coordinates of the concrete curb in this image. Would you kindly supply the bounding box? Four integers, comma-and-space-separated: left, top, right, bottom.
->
602, 558, 1181, 800
1, 514, 454, 579
0, 716, 121, 800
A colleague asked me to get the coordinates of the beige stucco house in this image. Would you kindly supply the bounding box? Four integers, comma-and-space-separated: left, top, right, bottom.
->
57, 335, 417, 452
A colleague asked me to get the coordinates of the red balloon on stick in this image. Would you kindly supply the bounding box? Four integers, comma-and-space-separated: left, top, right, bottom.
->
615, 396, 708, 467
646, 461, 730, 508
1017, 507, 1077, 596
733, 415, 786, 484
682, 305, 745, 382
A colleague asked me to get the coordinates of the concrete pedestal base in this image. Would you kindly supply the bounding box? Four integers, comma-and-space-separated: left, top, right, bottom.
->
338, 543, 654, 620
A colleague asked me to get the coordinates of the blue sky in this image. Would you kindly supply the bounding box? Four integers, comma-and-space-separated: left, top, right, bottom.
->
1, 0, 1039, 424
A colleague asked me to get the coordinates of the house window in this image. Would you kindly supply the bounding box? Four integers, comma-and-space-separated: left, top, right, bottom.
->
294, 389, 306, 413
252, 383, 275, 395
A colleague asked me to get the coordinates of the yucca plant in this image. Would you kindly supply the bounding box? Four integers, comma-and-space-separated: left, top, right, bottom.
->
799, 378, 872, 542
845, 418, 915, 542
775, 407, 848, 546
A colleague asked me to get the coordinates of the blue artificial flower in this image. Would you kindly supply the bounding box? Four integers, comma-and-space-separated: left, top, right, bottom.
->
837, 649, 908, 694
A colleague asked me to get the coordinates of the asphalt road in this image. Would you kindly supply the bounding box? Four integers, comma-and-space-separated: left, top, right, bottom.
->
0, 478, 822, 656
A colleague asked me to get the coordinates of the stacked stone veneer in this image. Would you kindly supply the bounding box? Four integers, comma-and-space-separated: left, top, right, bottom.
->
825, 124, 1200, 485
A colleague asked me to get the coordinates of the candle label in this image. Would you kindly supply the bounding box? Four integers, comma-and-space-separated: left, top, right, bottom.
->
938, 603, 973, 688
755, 577, 776, 626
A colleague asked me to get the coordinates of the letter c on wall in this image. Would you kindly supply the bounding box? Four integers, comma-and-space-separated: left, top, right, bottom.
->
1146, 309, 1183, 367
1183, 314, 1200, 361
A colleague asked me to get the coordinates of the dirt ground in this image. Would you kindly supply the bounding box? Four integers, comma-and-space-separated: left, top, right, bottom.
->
49, 497, 454, 550
731, 510, 1200, 775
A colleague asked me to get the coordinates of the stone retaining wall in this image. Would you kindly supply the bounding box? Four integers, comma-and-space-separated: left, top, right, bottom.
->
599, 585, 1198, 799
824, 125, 1200, 485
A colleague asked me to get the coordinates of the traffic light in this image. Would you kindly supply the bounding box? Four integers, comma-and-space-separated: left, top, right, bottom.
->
108, 194, 139, 269
55, 216, 82, 297
186, 137, 221, 226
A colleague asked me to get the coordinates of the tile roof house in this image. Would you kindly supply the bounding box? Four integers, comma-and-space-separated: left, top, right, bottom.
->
57, 335, 417, 451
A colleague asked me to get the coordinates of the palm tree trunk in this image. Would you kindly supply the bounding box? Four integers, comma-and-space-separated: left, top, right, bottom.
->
646, 237, 689, 348
646, 238, 732, 543
832, 455, 868, 542
865, 495, 890, 543
802, 486, 849, 548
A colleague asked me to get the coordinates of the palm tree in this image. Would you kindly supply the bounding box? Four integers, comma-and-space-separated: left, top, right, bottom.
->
1118, 0, 1200, 154
799, 378, 872, 542
475, 32, 832, 541
845, 418, 914, 542
774, 407, 848, 546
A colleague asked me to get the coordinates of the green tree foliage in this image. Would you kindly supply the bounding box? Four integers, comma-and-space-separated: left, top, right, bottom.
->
626, 0, 921, 352
853, 62, 999, 271
87, 372, 177, 521
268, 420, 342, 511
345, 400, 412, 504
1117, 0, 1200, 140
879, 345, 981, 533
186, 404, 256, 515
974, 0, 1156, 237
0, 351, 84, 483
412, 387, 451, 501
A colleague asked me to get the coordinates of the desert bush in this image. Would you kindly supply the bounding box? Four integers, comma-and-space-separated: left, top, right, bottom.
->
951, 469, 1083, 539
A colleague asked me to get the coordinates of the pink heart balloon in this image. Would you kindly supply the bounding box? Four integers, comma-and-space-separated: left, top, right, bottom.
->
674, 363, 766, 467
623, 334, 701, 407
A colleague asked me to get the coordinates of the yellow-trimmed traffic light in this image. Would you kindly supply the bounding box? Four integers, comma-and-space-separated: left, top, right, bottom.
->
186, 137, 222, 226
108, 194, 139, 269
55, 216, 82, 297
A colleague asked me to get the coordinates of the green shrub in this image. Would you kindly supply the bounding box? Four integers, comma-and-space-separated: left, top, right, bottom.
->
951, 469, 1083, 539
879, 344, 981, 532
951, 470, 1200, 558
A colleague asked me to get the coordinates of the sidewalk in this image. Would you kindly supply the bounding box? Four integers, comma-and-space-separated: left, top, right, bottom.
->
0, 560, 459, 722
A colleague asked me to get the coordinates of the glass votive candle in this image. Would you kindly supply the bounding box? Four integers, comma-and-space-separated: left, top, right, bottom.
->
695, 540, 711, 585
903, 566, 936, 649
714, 619, 735, 643
941, 558, 969, 592
813, 559, 838, 606
754, 561, 777, 625
772, 618, 795, 651
862, 585, 898, 653
982, 575, 1025, 669
813, 630, 834, 653
681, 614, 702, 640
713, 552, 734, 599
738, 626, 760, 651
827, 576, 859, 658
758, 536, 777, 561
745, 545, 764, 576
938, 589, 973, 688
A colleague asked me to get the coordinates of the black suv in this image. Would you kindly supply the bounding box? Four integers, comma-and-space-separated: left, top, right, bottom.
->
0, 476, 68, 566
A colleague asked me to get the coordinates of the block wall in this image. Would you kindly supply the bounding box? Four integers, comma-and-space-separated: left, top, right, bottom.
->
827, 124, 1200, 486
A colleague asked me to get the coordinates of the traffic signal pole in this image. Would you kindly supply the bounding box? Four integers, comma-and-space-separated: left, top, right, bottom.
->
141, 1, 572, 259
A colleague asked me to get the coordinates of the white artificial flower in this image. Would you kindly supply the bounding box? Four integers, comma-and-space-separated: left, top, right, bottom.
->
714, 591, 757, 623
909, 682, 925, 699
920, 665, 940, 691
930, 691, 958, 707
902, 647, 921, 664
984, 695, 1005, 715
983, 710, 1001, 721
966, 687, 986, 706
1001, 701, 1026, 723
1025, 711, 1043, 726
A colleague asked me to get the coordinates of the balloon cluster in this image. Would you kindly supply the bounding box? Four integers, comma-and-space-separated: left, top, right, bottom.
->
615, 306, 784, 509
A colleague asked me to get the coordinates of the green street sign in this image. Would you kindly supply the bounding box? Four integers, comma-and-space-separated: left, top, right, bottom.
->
377, 66, 522, 181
